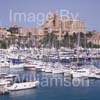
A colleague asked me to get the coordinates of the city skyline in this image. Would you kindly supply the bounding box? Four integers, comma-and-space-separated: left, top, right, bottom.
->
0, 0, 100, 31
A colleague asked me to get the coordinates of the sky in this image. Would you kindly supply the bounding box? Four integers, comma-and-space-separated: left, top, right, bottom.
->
0, 0, 100, 31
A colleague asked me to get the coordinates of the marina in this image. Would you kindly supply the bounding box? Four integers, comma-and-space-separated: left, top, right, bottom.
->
0, 0, 100, 99
1, 67, 100, 100
0, 47, 100, 98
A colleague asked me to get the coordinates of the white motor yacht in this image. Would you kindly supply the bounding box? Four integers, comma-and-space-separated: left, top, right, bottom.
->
10, 63, 24, 69
52, 68, 64, 74
71, 68, 90, 78
7, 81, 39, 91
70, 64, 100, 79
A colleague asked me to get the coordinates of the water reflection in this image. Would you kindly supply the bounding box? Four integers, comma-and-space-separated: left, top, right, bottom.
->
9, 89, 37, 97
1, 67, 100, 100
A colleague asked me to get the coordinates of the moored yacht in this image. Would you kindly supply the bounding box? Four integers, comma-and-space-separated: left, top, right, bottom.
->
52, 62, 64, 74
24, 62, 36, 70
7, 81, 39, 91
70, 64, 100, 79
70, 68, 89, 78
52, 68, 64, 74
10, 63, 24, 69
44, 62, 53, 73
0, 59, 10, 68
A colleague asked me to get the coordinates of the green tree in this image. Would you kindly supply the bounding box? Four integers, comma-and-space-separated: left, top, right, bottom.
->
61, 32, 70, 47
0, 40, 7, 49
41, 32, 58, 48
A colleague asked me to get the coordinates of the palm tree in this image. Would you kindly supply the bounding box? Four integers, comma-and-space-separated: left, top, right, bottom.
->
61, 32, 70, 47
41, 32, 59, 48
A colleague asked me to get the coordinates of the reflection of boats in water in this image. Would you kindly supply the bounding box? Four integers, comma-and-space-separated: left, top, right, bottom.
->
9, 88, 36, 97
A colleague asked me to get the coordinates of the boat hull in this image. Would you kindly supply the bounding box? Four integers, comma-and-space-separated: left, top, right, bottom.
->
10, 63, 24, 69
8, 81, 39, 91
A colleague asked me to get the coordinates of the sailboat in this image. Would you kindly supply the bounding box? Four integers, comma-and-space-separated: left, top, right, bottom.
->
65, 33, 87, 78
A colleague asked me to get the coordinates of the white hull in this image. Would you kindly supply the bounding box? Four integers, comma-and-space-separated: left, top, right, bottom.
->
24, 63, 36, 68
8, 81, 39, 91
69, 68, 89, 78
45, 69, 52, 73
41, 68, 46, 72
0, 65, 9, 68
72, 73, 85, 78
52, 69, 64, 74
10, 63, 24, 69
0, 61, 10, 68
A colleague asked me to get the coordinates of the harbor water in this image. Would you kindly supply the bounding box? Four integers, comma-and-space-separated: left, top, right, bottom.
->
1, 60, 100, 100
